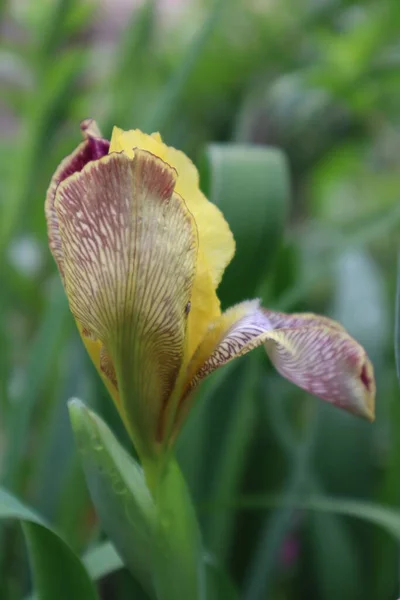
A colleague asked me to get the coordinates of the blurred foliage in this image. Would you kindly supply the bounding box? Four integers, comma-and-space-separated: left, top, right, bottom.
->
1, 0, 400, 598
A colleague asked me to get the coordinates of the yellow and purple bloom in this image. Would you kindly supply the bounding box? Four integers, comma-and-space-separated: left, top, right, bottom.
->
45, 120, 375, 462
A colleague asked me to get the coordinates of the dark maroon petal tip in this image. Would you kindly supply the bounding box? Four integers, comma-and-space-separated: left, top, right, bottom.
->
56, 138, 110, 187
45, 120, 110, 276
80, 119, 110, 161
80, 118, 101, 137
54, 120, 109, 190
360, 363, 373, 393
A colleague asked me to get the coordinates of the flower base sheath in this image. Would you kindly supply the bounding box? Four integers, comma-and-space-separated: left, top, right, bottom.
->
45, 120, 376, 462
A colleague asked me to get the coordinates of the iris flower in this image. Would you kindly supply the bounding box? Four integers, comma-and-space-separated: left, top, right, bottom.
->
45, 120, 375, 463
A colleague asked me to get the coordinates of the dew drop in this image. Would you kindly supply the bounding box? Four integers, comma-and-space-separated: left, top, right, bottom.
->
112, 478, 126, 495
91, 437, 103, 452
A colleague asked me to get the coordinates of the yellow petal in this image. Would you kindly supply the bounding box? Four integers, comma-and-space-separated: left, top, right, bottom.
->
186, 250, 221, 359
55, 150, 198, 458
176, 301, 375, 435
109, 126, 162, 158
109, 127, 235, 357
184, 299, 260, 386
76, 322, 122, 409
161, 143, 234, 289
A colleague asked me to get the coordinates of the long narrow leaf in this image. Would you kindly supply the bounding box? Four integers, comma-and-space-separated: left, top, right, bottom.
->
0, 487, 99, 600
1, 284, 69, 488
203, 143, 290, 306
205, 493, 400, 540
395, 251, 400, 385
243, 401, 320, 600
145, 0, 227, 132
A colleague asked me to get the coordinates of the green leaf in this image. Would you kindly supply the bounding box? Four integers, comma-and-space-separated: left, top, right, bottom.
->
332, 248, 388, 364
83, 541, 123, 581
308, 511, 363, 600
0, 39, 86, 260
208, 493, 400, 540
303, 248, 387, 600
205, 555, 239, 600
106, 0, 157, 133
23, 522, 99, 600
145, 0, 227, 132
0, 487, 99, 600
277, 201, 400, 311
395, 251, 400, 386
202, 143, 290, 306
177, 360, 237, 503
69, 399, 206, 600
25, 540, 124, 600
68, 399, 155, 599
205, 354, 262, 561
298, 495, 400, 540
243, 401, 319, 600
310, 247, 385, 509
1, 283, 69, 488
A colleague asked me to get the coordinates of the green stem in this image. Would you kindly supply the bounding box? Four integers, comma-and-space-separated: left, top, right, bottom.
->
141, 456, 163, 498
152, 456, 206, 600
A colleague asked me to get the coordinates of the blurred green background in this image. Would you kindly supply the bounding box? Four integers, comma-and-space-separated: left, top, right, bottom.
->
1, 0, 400, 598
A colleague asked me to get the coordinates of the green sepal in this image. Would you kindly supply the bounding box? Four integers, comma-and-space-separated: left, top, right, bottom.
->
68, 399, 156, 598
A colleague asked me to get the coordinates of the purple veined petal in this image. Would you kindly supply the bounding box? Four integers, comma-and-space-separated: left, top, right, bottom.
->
55, 149, 198, 457
45, 119, 109, 278
181, 300, 375, 425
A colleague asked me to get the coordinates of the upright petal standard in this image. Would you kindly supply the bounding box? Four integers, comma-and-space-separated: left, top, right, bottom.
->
45, 121, 376, 462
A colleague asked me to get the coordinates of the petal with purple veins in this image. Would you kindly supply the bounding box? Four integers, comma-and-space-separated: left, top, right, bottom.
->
180, 301, 375, 429
45, 120, 109, 278
55, 150, 198, 457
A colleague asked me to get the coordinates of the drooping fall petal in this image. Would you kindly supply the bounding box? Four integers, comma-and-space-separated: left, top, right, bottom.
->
109, 127, 235, 358
181, 300, 375, 426
55, 150, 198, 458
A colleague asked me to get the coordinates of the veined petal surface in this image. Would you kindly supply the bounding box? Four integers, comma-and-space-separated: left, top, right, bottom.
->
182, 301, 375, 425
45, 120, 109, 279
76, 323, 122, 412
55, 150, 198, 457
109, 127, 235, 357
109, 127, 234, 286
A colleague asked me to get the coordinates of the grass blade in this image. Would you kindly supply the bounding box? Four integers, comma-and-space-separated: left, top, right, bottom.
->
395, 251, 400, 385
1, 284, 69, 488
144, 0, 227, 132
